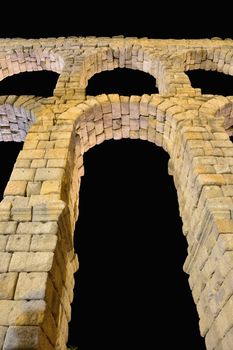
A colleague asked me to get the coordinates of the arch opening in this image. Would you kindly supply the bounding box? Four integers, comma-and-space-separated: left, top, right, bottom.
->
86, 68, 158, 96
0, 70, 59, 97
68, 139, 206, 350
186, 70, 233, 96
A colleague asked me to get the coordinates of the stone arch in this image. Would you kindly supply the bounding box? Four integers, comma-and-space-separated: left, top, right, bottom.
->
0, 48, 64, 79
183, 48, 233, 74
2, 93, 233, 350
58, 46, 164, 100
165, 47, 233, 96
0, 96, 44, 142
43, 94, 233, 350
199, 95, 233, 134
0, 48, 64, 99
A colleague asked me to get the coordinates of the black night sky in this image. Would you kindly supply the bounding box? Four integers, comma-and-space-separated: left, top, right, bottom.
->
0, 4, 232, 349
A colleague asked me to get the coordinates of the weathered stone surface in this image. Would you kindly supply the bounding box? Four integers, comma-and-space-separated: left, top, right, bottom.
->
0, 200, 12, 221
11, 197, 31, 222
17, 222, 58, 235
31, 159, 47, 168
40, 180, 61, 195
32, 200, 66, 221
10, 169, 35, 181
6, 235, 31, 252
0, 253, 12, 273
9, 252, 54, 272
0, 236, 8, 250
0, 273, 18, 299
30, 235, 57, 252
4, 181, 27, 197
3, 326, 53, 350
1, 37, 233, 350
14, 272, 48, 300
0, 300, 46, 325
34, 168, 64, 181
26, 182, 41, 196
29, 194, 60, 206
0, 222, 17, 235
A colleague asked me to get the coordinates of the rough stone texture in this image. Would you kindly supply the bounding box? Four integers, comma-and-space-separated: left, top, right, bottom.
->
9, 252, 54, 272
3, 326, 52, 350
14, 273, 48, 300
0, 273, 18, 299
1, 36, 233, 349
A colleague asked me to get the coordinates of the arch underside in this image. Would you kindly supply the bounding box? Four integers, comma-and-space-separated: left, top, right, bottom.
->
0, 37, 233, 350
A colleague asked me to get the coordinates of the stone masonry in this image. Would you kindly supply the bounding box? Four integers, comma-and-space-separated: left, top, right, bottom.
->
0, 36, 233, 349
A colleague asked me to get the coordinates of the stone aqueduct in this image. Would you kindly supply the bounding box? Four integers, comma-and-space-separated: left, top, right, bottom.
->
0, 36, 233, 349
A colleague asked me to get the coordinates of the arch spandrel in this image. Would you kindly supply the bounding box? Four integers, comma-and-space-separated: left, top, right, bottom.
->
0, 37, 233, 350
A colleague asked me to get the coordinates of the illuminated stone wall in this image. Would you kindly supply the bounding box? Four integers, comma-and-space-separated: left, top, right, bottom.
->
0, 36, 233, 349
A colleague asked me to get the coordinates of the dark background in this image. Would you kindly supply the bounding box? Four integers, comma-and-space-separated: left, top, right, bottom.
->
0, 4, 232, 349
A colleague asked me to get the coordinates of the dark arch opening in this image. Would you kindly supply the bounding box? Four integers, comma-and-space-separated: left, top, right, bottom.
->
186, 70, 233, 96
68, 139, 206, 350
0, 71, 59, 97
86, 68, 158, 96
0, 142, 23, 200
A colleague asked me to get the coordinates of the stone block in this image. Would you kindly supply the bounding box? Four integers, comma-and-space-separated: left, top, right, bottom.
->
26, 182, 41, 196
6, 235, 31, 252
0, 300, 46, 326
14, 272, 48, 300
140, 94, 151, 116
32, 200, 66, 222
0, 236, 8, 250
122, 125, 130, 138
120, 96, 129, 114
47, 159, 67, 168
31, 159, 47, 168
37, 140, 55, 149
14, 159, 31, 168
3, 326, 43, 350
10, 169, 35, 181
96, 94, 111, 113
0, 222, 17, 235
50, 132, 71, 140
44, 148, 68, 159
18, 149, 45, 160
40, 180, 61, 195
34, 168, 64, 181
140, 115, 148, 129
129, 119, 139, 131
4, 181, 27, 196
29, 194, 60, 206
0, 273, 18, 299
11, 198, 31, 222
9, 252, 54, 272
214, 219, 233, 234
129, 95, 140, 119
0, 253, 12, 272
30, 234, 57, 252
23, 140, 39, 150
54, 139, 70, 148
17, 222, 58, 235
0, 201, 12, 221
